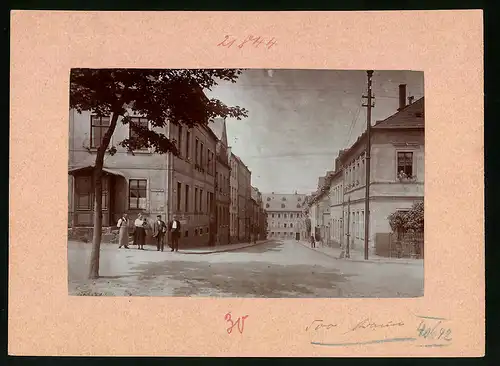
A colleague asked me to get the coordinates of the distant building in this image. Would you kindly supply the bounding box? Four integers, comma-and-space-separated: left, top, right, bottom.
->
262, 192, 308, 240
228, 148, 239, 242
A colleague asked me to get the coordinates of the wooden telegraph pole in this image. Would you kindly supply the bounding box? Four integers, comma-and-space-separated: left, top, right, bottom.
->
362, 70, 374, 260
346, 196, 351, 258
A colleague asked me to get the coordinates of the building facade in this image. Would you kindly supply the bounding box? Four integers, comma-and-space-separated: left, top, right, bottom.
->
68, 109, 171, 230
235, 155, 251, 242
168, 121, 218, 247
263, 192, 307, 240
210, 117, 231, 246
228, 148, 239, 243
308, 85, 424, 254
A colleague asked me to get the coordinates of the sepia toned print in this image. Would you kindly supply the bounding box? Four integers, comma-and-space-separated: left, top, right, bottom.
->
67, 69, 424, 298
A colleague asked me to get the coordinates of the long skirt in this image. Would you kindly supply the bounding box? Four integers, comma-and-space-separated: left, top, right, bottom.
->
135, 227, 146, 246
118, 226, 129, 247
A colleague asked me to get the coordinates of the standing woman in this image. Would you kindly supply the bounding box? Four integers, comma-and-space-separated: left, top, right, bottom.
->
134, 213, 147, 250
117, 213, 129, 249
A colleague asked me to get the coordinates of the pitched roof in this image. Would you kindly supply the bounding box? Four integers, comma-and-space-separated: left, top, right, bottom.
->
261, 192, 307, 212
373, 97, 425, 129
209, 117, 228, 146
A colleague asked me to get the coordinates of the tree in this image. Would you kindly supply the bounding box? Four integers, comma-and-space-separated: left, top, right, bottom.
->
70, 69, 248, 279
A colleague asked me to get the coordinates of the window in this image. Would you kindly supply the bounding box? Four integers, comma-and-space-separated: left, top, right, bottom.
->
284, 223, 287, 228
281, 204, 285, 208
194, 188, 198, 212
266, 203, 270, 208
90, 115, 110, 148
267, 197, 271, 201
129, 117, 149, 150
296, 204, 301, 208
290, 223, 293, 228
282, 197, 286, 201
272, 214, 275, 218
129, 179, 147, 209
195, 138, 199, 165
284, 214, 287, 218
278, 214, 281, 218
186, 130, 191, 158
199, 189, 203, 213
177, 182, 182, 212
185, 184, 190, 212
177, 125, 183, 156
298, 197, 302, 201
397, 152, 414, 177
200, 142, 204, 169
75, 176, 92, 210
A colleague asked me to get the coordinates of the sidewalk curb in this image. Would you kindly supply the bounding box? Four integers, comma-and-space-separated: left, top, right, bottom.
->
181, 240, 272, 255
297, 241, 422, 266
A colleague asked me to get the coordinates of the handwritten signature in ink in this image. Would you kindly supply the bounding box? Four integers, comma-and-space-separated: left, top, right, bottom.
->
306, 319, 338, 331
224, 312, 249, 334
343, 318, 405, 334
217, 35, 278, 49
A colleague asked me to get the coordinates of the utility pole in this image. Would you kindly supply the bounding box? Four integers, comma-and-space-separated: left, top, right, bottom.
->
346, 196, 351, 258
362, 70, 374, 260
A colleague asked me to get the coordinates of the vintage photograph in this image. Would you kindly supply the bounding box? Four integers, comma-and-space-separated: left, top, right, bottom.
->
68, 69, 424, 298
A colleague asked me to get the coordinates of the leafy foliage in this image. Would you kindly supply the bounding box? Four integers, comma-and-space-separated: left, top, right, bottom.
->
388, 201, 424, 233
70, 68, 249, 155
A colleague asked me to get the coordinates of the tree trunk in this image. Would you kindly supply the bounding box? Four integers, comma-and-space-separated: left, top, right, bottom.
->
88, 111, 120, 279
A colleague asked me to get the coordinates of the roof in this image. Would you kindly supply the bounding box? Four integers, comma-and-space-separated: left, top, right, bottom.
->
261, 192, 307, 212
68, 165, 126, 177
373, 97, 425, 129
209, 117, 228, 146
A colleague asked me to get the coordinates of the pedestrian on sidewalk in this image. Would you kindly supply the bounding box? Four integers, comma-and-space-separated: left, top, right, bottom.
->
310, 233, 316, 248
134, 213, 147, 250
169, 215, 181, 252
153, 214, 167, 251
315, 226, 323, 247
117, 213, 130, 249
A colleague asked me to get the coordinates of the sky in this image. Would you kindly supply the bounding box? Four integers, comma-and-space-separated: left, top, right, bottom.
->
205, 69, 424, 195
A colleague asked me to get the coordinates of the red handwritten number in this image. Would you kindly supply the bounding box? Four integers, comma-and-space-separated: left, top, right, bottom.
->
225, 312, 248, 334
266, 38, 277, 49
217, 35, 236, 48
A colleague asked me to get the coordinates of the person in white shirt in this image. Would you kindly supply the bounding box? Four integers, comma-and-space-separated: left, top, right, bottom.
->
133, 213, 147, 250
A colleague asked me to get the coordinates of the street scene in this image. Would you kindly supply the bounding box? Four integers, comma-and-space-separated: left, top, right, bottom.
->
68, 69, 424, 297
69, 239, 423, 297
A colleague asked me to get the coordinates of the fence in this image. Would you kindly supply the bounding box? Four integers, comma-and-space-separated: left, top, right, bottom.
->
389, 231, 424, 259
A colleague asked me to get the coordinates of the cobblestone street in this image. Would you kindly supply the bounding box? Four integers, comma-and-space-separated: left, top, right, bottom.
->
69, 239, 423, 297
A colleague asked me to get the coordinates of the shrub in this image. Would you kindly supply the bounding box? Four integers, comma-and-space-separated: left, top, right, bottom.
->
388, 200, 424, 234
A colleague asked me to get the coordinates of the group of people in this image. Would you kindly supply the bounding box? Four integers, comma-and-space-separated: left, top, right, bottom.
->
117, 213, 182, 252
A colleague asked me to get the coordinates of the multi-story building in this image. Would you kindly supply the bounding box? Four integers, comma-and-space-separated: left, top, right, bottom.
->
210, 117, 231, 246
228, 148, 239, 243
169, 121, 218, 247
308, 84, 424, 254
251, 186, 263, 238
234, 155, 251, 242
68, 109, 171, 231
68, 109, 221, 247
262, 192, 307, 240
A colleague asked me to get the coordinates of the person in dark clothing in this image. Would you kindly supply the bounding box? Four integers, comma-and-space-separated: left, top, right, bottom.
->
169, 216, 181, 252
153, 215, 167, 251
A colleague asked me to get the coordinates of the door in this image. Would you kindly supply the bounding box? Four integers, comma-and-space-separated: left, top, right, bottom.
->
295, 232, 300, 240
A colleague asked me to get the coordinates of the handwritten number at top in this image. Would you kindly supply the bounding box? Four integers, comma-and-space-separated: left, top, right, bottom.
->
217, 35, 277, 49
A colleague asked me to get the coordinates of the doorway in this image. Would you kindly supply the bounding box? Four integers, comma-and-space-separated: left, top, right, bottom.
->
295, 232, 300, 240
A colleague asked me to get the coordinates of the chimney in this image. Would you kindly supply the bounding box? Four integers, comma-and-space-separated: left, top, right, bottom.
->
398, 84, 407, 111
408, 96, 414, 105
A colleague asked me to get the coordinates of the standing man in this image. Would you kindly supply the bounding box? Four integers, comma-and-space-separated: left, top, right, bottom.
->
169, 215, 181, 252
153, 214, 167, 251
